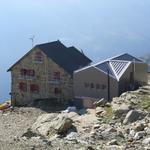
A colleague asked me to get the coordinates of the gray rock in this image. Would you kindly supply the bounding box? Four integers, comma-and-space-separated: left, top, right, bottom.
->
117, 130, 124, 138
144, 147, 150, 150
123, 110, 146, 124
65, 112, 79, 119
78, 108, 87, 115
129, 129, 135, 137
93, 124, 100, 129
95, 107, 105, 117
112, 103, 132, 119
104, 145, 125, 150
94, 98, 107, 107
31, 113, 73, 137
65, 132, 78, 141
145, 127, 150, 135
107, 139, 118, 145
101, 127, 117, 140
105, 102, 111, 107
134, 131, 146, 140
134, 123, 145, 131
142, 137, 150, 145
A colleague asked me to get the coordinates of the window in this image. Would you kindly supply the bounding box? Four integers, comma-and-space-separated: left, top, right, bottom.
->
30, 84, 39, 93
54, 87, 61, 95
53, 71, 60, 80
19, 82, 27, 92
20, 69, 35, 79
34, 51, 43, 62
20, 69, 27, 77
27, 69, 35, 77
90, 83, 94, 89
102, 84, 106, 90
96, 84, 100, 89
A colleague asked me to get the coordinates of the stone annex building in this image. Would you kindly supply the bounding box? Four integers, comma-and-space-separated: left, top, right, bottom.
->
8, 41, 92, 106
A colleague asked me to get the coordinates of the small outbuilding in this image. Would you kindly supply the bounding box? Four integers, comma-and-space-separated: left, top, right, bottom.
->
73, 53, 148, 102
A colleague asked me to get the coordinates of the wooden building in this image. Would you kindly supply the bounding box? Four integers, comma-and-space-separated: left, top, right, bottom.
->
8, 41, 92, 106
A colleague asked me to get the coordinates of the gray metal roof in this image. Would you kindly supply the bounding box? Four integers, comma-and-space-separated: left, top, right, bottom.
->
112, 53, 142, 62
37, 41, 92, 74
8, 41, 92, 74
74, 53, 144, 81
95, 62, 115, 77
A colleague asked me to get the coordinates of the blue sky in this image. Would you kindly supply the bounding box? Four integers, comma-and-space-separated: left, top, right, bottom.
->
0, 0, 150, 102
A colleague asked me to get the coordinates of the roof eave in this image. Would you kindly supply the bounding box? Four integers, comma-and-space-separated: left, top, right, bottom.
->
7, 46, 37, 72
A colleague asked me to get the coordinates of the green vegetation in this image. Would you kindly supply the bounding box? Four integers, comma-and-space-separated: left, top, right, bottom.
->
139, 96, 150, 110
103, 106, 113, 123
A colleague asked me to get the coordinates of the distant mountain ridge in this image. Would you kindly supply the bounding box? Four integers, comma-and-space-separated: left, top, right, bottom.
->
140, 54, 150, 72
140, 54, 150, 64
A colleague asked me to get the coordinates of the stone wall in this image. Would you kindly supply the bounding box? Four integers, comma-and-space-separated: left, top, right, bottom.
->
10, 48, 73, 106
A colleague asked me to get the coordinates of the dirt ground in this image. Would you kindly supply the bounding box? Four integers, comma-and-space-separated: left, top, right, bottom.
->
0, 106, 99, 150
0, 107, 47, 150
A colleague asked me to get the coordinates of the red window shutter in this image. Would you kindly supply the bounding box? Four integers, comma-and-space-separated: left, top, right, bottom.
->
54, 72, 60, 80
20, 69, 27, 76
31, 70, 35, 76
34, 51, 42, 62
19, 82, 27, 92
24, 69, 27, 75
30, 84, 39, 93
28, 69, 35, 77
21, 69, 35, 78
26, 70, 30, 76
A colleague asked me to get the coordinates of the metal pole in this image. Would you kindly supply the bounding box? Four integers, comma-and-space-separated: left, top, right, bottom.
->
107, 69, 110, 102
29, 35, 35, 48
133, 59, 135, 89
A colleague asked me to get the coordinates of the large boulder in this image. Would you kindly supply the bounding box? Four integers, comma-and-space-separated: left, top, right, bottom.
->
112, 103, 132, 119
101, 127, 118, 140
134, 131, 146, 140
31, 113, 73, 137
93, 98, 107, 107
123, 110, 146, 124
143, 137, 150, 145
95, 107, 105, 117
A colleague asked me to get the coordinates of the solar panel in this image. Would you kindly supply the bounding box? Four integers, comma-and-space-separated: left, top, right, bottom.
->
110, 61, 129, 76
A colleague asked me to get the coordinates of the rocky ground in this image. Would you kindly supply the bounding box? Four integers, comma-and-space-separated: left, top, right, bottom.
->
0, 85, 150, 150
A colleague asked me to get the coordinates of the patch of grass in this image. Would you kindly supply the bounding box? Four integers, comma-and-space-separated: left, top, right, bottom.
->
139, 96, 150, 110
103, 106, 113, 123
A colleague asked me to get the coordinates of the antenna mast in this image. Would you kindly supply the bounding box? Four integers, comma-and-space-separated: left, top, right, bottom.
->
29, 35, 35, 47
